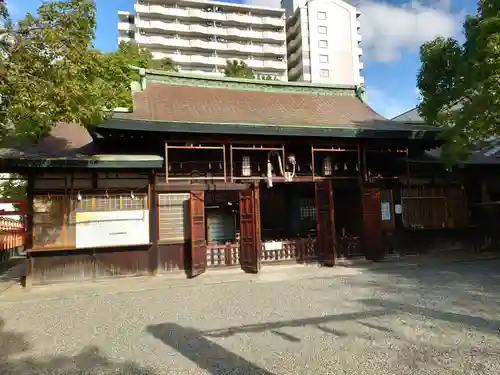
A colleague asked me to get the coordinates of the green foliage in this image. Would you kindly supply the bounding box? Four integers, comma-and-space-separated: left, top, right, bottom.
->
0, 1, 164, 142
151, 57, 178, 72
223, 60, 255, 79
417, 0, 500, 165
0, 174, 26, 199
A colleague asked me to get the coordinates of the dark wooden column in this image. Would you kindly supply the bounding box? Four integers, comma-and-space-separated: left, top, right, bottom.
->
362, 188, 384, 261
239, 184, 261, 273
188, 190, 207, 278
24, 172, 34, 288
315, 180, 336, 266
148, 171, 159, 276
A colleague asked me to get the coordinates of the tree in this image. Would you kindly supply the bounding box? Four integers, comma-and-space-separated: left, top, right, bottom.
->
0, 174, 25, 199
0, 1, 149, 142
417, 0, 500, 165
223, 59, 254, 79
151, 57, 178, 72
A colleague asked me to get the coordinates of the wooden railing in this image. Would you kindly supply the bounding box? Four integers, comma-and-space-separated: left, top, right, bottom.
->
206, 243, 240, 267
205, 237, 317, 267
261, 237, 317, 262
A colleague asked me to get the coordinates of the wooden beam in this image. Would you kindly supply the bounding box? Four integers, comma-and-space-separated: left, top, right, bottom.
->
155, 182, 251, 192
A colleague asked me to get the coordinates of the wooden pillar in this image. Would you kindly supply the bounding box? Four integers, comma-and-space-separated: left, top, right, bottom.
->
254, 183, 262, 269
148, 171, 159, 276
314, 180, 336, 266
239, 183, 261, 273
24, 172, 34, 288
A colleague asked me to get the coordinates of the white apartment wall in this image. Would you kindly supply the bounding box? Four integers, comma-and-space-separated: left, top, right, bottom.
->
284, 0, 362, 86
307, 0, 359, 85
118, 0, 288, 80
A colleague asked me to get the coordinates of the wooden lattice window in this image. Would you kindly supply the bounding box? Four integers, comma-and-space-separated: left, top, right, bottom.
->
402, 196, 447, 229
158, 193, 191, 242
32, 196, 67, 248
32, 194, 148, 249
75, 195, 147, 212
299, 198, 316, 220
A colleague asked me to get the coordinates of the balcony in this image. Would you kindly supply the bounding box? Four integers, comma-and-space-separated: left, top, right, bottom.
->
138, 35, 190, 48
262, 44, 286, 55
263, 16, 284, 27
286, 21, 300, 38
227, 42, 262, 54
288, 64, 302, 80
190, 55, 226, 66
263, 60, 287, 70
228, 27, 262, 39
287, 48, 302, 66
246, 59, 264, 69
136, 17, 284, 42
242, 59, 286, 72
118, 22, 134, 32
226, 13, 261, 25
135, 3, 283, 28
190, 39, 227, 50
359, 62, 364, 70
137, 19, 190, 33
356, 20, 361, 29
357, 33, 362, 42
262, 31, 285, 41
287, 36, 301, 51
152, 52, 191, 64
189, 8, 226, 21
151, 52, 227, 67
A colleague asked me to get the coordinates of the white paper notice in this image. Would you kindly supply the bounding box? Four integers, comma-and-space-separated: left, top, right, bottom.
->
381, 202, 391, 221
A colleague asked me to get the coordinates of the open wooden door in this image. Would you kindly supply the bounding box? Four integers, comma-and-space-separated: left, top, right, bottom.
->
362, 188, 384, 261
188, 190, 207, 278
315, 180, 336, 266
239, 186, 261, 273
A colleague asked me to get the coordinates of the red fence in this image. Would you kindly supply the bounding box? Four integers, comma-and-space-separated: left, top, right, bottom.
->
0, 217, 24, 253
0, 200, 27, 258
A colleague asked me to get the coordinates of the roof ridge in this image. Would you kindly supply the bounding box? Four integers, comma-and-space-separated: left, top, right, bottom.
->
142, 68, 357, 93
392, 106, 419, 120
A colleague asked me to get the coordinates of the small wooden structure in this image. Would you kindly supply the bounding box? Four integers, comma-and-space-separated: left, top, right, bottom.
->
0, 71, 471, 286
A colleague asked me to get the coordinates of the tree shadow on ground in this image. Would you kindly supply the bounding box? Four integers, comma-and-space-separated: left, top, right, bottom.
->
201, 310, 386, 339
344, 257, 500, 312
146, 323, 274, 375
360, 298, 500, 335
0, 318, 155, 375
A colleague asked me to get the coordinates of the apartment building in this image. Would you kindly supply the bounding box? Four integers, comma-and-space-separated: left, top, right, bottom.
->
281, 0, 363, 86
118, 0, 288, 80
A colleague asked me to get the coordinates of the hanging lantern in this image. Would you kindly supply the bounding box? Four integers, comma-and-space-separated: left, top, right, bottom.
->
322, 157, 333, 176
242, 156, 251, 176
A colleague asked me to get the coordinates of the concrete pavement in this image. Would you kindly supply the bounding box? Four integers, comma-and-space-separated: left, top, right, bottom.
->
0, 259, 499, 374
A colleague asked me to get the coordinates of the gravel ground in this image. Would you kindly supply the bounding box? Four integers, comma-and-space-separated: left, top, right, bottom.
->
0, 260, 499, 374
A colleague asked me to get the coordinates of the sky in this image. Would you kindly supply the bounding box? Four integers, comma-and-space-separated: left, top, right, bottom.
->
6, 0, 477, 119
